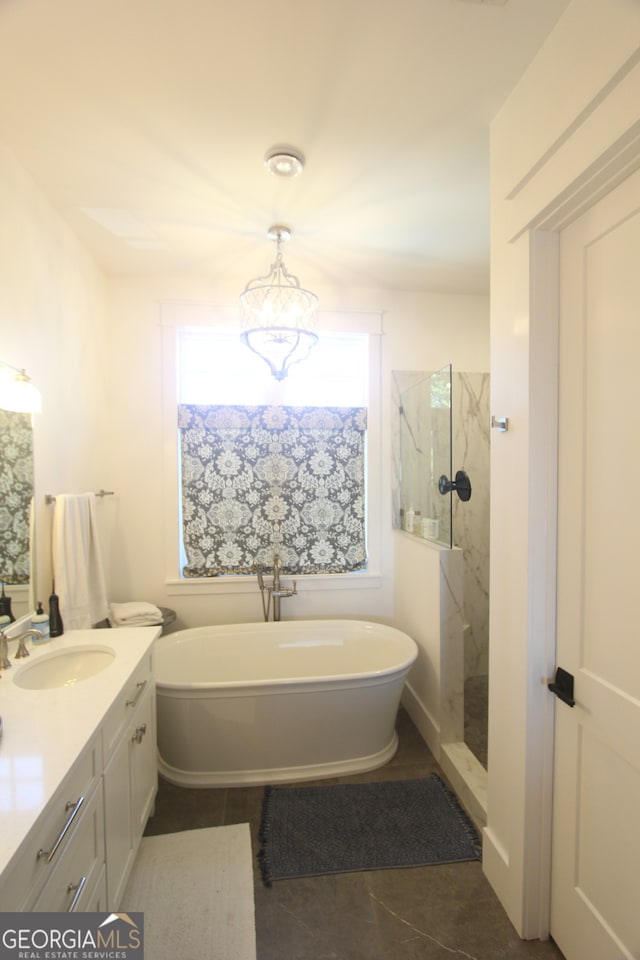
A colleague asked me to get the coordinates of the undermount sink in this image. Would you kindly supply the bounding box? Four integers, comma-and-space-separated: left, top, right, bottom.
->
13, 645, 116, 690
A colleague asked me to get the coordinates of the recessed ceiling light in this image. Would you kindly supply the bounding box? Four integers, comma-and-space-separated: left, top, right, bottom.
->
264, 145, 305, 178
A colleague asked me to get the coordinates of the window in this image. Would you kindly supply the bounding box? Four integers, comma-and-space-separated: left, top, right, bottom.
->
175, 327, 371, 578
177, 328, 368, 407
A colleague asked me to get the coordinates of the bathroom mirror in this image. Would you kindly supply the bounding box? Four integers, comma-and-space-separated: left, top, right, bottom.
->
0, 408, 34, 591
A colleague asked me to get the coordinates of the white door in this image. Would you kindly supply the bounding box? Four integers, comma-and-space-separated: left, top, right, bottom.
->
551, 165, 640, 960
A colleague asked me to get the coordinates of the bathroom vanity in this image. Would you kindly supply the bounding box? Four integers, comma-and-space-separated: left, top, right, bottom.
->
0, 626, 159, 911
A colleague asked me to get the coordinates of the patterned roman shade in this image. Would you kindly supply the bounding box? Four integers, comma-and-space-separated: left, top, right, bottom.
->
179, 405, 367, 576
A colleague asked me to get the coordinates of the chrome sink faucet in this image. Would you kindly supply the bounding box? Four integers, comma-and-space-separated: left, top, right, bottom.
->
0, 632, 10, 671
13, 628, 44, 658
0, 629, 45, 670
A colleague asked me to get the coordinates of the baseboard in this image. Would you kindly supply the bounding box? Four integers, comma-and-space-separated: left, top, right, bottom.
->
401, 682, 439, 759
439, 741, 488, 832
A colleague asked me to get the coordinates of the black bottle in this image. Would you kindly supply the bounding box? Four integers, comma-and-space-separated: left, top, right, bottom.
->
0, 583, 15, 622
49, 587, 64, 637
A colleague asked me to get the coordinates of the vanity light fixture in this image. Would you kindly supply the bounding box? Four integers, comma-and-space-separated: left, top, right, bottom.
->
240, 224, 319, 381
0, 361, 42, 413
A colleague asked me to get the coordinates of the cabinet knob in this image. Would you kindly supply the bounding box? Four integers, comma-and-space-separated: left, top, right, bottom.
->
132, 723, 147, 744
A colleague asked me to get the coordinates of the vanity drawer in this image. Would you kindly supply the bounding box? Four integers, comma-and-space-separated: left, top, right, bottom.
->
102, 652, 154, 759
30, 782, 105, 912
0, 731, 102, 911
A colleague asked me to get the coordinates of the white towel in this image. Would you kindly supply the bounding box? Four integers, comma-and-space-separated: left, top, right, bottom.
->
109, 601, 163, 628
51, 493, 109, 630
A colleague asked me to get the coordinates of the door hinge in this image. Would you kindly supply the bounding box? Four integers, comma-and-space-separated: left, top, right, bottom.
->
548, 667, 575, 707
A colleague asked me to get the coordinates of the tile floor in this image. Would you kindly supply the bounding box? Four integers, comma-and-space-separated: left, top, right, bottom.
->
464, 674, 489, 769
145, 708, 565, 960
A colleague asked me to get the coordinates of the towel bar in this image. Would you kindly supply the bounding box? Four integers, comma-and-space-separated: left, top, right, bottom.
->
45, 490, 115, 504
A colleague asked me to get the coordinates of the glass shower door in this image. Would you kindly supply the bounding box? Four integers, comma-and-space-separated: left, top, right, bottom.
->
399, 364, 452, 546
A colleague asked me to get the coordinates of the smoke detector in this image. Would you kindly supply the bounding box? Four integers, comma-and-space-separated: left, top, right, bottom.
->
264, 145, 305, 178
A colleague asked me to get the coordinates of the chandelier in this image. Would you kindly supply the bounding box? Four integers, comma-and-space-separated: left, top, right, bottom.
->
240, 224, 319, 381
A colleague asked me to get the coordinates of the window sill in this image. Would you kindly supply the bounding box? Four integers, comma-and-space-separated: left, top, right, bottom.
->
165, 571, 382, 597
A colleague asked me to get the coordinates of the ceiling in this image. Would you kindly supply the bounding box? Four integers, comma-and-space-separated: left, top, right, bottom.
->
0, 0, 569, 296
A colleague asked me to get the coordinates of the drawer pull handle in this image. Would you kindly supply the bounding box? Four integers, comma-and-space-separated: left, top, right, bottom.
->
125, 680, 147, 708
132, 723, 147, 744
37, 796, 85, 863
67, 875, 88, 912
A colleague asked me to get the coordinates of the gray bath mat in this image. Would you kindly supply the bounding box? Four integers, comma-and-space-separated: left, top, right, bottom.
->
257, 774, 481, 885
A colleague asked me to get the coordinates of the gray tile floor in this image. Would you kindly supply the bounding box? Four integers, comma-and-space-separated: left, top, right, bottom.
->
465, 674, 489, 769
145, 708, 565, 960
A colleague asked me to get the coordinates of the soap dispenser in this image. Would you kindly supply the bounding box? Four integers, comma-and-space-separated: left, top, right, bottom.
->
31, 602, 50, 642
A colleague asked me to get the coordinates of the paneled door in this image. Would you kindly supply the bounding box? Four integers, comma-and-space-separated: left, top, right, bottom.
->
551, 165, 640, 960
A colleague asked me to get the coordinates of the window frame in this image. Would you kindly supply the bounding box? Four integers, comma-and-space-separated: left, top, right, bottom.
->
160, 301, 382, 597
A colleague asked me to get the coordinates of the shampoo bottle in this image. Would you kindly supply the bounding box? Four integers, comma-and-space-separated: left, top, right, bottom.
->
404, 506, 415, 533
32, 602, 50, 642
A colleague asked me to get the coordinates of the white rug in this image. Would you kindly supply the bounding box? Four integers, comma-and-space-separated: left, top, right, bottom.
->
121, 824, 256, 960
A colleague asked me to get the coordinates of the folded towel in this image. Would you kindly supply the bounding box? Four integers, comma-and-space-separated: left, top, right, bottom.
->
109, 601, 164, 628
109, 616, 162, 627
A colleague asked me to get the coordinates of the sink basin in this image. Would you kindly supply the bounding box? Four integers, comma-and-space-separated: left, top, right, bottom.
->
13, 646, 116, 690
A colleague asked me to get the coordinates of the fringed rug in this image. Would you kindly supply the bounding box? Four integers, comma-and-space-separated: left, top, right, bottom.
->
122, 824, 256, 959
258, 774, 481, 886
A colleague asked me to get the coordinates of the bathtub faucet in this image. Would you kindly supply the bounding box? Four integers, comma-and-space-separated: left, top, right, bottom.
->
253, 555, 297, 622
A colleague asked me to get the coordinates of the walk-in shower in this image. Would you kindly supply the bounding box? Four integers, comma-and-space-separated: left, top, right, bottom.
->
394, 365, 490, 768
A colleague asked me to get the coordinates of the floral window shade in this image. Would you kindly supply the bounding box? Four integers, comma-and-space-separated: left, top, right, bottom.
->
179, 405, 367, 576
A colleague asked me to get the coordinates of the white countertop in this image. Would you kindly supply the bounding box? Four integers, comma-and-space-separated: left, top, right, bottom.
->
0, 626, 160, 880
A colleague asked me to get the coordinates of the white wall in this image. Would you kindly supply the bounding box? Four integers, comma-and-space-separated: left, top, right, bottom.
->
487, 0, 640, 938
0, 142, 111, 607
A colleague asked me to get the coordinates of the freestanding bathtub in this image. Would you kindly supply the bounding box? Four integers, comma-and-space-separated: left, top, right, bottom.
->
154, 619, 418, 787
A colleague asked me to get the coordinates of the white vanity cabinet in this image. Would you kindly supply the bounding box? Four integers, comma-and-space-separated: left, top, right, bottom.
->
103, 650, 157, 909
0, 628, 160, 914
0, 732, 104, 912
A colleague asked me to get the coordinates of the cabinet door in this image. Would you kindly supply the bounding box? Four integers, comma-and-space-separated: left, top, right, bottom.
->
130, 682, 157, 842
104, 680, 157, 909
104, 725, 134, 909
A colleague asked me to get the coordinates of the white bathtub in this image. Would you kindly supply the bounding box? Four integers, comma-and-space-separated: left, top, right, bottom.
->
155, 619, 418, 787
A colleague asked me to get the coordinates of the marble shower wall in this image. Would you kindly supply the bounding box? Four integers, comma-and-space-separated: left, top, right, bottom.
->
392, 370, 490, 679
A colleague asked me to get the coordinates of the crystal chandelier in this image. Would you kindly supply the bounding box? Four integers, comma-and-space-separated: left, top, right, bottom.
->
240, 224, 319, 381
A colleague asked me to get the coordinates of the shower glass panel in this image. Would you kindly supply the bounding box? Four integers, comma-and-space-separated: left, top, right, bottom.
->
399, 364, 452, 547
